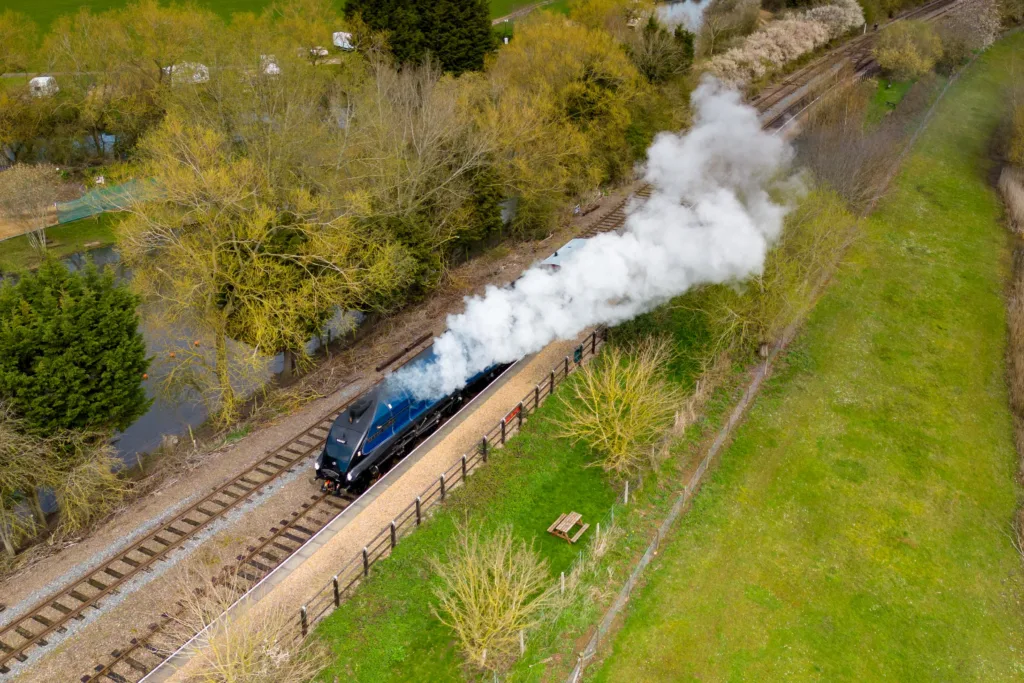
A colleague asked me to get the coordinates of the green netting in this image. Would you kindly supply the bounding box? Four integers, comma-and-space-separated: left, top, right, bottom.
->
56, 179, 153, 224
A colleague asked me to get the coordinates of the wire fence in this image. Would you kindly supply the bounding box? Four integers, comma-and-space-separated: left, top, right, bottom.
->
291, 328, 609, 641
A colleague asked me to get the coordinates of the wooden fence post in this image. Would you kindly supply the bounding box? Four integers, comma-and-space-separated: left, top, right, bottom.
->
501, 418, 506, 444
462, 454, 467, 479
362, 547, 369, 577
564, 355, 570, 376
591, 330, 597, 354
300, 606, 308, 636
440, 473, 446, 501
550, 369, 555, 395
390, 521, 397, 549
333, 575, 340, 607
415, 496, 422, 525
481, 436, 488, 463
535, 385, 540, 408
517, 402, 524, 429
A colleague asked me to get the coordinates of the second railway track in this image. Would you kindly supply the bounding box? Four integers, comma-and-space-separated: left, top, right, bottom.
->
79, 492, 355, 683
0, 379, 358, 676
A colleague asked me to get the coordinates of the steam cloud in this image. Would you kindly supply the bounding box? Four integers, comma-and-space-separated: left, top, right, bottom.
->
396, 79, 795, 400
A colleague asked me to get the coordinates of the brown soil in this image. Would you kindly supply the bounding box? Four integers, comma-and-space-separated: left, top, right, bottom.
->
4, 175, 645, 682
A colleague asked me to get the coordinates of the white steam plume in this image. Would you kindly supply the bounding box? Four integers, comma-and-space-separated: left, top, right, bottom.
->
396, 78, 794, 400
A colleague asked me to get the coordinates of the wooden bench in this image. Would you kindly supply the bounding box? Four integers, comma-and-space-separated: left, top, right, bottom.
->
547, 511, 589, 544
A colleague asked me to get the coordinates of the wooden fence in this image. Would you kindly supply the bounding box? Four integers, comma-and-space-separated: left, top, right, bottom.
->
291, 327, 609, 640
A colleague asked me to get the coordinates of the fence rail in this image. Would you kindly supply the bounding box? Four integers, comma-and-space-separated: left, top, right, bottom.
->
291, 327, 608, 640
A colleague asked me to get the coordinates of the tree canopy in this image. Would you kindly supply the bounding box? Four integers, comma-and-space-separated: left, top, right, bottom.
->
0, 259, 150, 434
345, 0, 494, 74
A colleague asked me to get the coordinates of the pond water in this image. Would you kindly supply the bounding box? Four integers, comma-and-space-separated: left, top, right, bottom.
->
58, 245, 364, 466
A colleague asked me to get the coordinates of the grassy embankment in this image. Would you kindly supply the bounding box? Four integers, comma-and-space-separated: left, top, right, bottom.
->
6, 0, 551, 30
312, 303, 734, 681
595, 34, 1024, 681
0, 213, 120, 274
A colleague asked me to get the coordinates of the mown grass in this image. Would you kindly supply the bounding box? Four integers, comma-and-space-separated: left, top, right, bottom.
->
594, 34, 1024, 682
9, 0, 548, 30
0, 212, 120, 274
314, 395, 622, 682
867, 77, 913, 123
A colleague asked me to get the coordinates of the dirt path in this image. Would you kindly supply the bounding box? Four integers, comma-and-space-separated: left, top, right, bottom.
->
4, 177, 643, 682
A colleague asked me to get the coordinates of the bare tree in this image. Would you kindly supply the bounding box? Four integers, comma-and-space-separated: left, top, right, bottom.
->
559, 338, 683, 479
690, 187, 858, 356
699, 0, 760, 57
0, 407, 55, 556
155, 563, 330, 683
0, 164, 59, 252
431, 524, 555, 674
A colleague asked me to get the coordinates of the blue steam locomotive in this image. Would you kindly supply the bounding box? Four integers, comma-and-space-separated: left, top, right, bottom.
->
315, 237, 584, 494
315, 344, 509, 494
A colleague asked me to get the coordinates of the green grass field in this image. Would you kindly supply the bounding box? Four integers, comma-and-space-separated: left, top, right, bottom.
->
594, 34, 1024, 682
313, 394, 623, 682
9, 0, 549, 30
0, 213, 119, 274
867, 77, 914, 123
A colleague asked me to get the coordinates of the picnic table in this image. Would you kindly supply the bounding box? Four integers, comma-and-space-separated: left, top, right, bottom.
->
547, 511, 589, 544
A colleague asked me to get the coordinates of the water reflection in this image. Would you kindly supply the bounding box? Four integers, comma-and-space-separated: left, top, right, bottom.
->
60, 245, 364, 465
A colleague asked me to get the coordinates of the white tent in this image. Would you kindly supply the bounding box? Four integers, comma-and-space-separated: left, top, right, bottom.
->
162, 62, 210, 85
333, 31, 354, 51
28, 76, 59, 97
260, 55, 281, 76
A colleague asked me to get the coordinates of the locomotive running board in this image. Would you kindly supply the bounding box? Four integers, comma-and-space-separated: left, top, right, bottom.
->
143, 352, 529, 682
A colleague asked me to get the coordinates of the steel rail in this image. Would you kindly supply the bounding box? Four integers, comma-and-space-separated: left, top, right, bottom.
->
79, 492, 354, 683
0, 380, 358, 675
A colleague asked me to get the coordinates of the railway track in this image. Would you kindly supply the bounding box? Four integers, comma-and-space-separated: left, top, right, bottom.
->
1, 2, 968, 677
758, 0, 961, 131
0, 378, 360, 677
79, 492, 354, 683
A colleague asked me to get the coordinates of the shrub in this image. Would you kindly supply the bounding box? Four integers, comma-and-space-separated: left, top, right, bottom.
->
431, 525, 554, 673
708, 19, 832, 85
874, 20, 944, 80
937, 0, 1000, 72
52, 441, 129, 537
804, 0, 867, 39
158, 564, 331, 683
706, 0, 863, 86
691, 189, 859, 354
559, 338, 683, 478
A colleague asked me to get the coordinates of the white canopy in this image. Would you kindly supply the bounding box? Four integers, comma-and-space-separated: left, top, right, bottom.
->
28, 76, 58, 97
333, 31, 354, 50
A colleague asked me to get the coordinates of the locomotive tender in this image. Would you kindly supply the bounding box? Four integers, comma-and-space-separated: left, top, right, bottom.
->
315, 238, 582, 494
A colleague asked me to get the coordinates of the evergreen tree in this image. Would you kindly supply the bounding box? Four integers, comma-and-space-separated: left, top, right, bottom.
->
346, 0, 493, 74
0, 259, 151, 435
